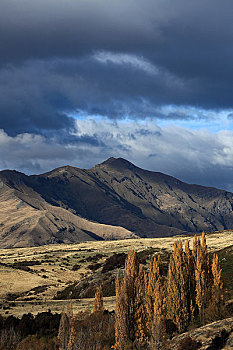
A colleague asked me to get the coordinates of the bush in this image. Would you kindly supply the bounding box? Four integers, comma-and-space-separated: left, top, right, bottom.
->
16, 335, 57, 350
71, 310, 115, 349
178, 336, 199, 350
102, 253, 127, 273
0, 311, 61, 339
87, 262, 102, 271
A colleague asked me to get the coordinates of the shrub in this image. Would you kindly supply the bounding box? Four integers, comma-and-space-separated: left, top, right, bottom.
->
177, 336, 199, 350
102, 253, 127, 273
16, 335, 57, 350
72, 264, 81, 271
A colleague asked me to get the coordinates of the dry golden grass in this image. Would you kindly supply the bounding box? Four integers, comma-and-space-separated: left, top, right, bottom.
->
0, 229, 233, 317
0, 184, 136, 248
1, 297, 116, 318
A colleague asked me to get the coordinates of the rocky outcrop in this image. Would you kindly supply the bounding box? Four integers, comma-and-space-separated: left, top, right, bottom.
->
169, 317, 233, 350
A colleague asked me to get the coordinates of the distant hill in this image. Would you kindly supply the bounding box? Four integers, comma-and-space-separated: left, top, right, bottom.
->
1, 157, 233, 247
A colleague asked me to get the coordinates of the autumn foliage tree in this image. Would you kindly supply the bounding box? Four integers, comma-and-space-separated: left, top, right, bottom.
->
145, 256, 161, 336
135, 265, 148, 347
167, 240, 189, 333
114, 250, 148, 349
211, 254, 224, 319
114, 271, 128, 350
150, 274, 166, 350
93, 286, 104, 313
195, 232, 212, 324
184, 240, 197, 323
55, 233, 225, 350
166, 232, 224, 331
57, 303, 73, 350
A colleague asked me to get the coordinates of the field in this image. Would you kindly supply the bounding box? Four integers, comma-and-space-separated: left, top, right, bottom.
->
0, 230, 233, 318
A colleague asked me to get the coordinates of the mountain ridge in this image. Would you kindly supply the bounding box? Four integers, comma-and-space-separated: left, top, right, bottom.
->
1, 157, 233, 247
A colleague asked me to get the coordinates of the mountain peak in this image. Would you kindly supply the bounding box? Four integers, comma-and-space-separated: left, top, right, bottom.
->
97, 157, 137, 170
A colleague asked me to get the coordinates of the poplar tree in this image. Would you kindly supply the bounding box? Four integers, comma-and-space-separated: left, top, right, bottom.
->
195, 232, 211, 324
135, 264, 148, 347
93, 286, 104, 313
114, 250, 140, 349
58, 303, 73, 350
124, 249, 139, 343
211, 254, 224, 319
114, 271, 127, 350
146, 256, 161, 336
195, 243, 205, 324
68, 317, 76, 350
58, 312, 70, 350
114, 250, 147, 349
201, 232, 211, 287
151, 275, 166, 350
167, 240, 189, 332
184, 240, 197, 322
192, 234, 199, 261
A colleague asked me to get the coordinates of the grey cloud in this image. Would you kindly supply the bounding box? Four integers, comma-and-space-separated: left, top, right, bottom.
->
0, 55, 228, 136
1, 0, 233, 189
0, 0, 232, 119
1, 121, 233, 191
0, 128, 107, 174
0, 62, 77, 135
136, 129, 161, 137
0, 0, 154, 64
73, 119, 233, 191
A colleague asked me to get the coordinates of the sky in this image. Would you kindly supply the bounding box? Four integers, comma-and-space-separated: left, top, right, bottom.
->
1, 0, 233, 191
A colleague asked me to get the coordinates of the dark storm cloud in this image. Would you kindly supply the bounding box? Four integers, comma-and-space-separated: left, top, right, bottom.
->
1, 0, 233, 191
0, 0, 154, 64
0, 60, 76, 135
0, 52, 227, 136
0, 0, 232, 124
0, 56, 178, 135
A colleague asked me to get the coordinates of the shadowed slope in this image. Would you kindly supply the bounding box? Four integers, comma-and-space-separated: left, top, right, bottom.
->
1, 157, 233, 247
0, 172, 136, 248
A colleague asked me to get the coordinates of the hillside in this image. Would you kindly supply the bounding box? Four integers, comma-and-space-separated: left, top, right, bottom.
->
1, 157, 233, 247
0, 231, 233, 349
0, 230, 232, 317
0, 172, 136, 248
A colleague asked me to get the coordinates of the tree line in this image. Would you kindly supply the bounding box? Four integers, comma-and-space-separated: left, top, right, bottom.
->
58, 232, 224, 350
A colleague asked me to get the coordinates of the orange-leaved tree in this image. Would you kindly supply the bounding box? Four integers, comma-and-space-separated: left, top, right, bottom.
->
184, 240, 197, 323
135, 264, 148, 347
114, 250, 148, 349
146, 255, 161, 336
58, 303, 74, 350
211, 253, 224, 319
195, 232, 211, 324
93, 285, 104, 313
167, 240, 189, 332
151, 273, 166, 350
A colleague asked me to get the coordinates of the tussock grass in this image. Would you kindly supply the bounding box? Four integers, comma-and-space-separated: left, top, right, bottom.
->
0, 230, 233, 317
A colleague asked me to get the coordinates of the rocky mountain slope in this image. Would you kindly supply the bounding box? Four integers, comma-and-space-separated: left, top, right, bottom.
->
1, 157, 233, 247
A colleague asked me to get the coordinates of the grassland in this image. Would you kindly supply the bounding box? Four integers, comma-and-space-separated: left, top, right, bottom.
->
0, 230, 233, 318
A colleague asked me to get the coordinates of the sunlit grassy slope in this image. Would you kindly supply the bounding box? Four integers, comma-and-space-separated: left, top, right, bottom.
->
0, 229, 232, 317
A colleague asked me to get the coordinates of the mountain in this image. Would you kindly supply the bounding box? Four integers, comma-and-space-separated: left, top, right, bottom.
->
1, 157, 233, 247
